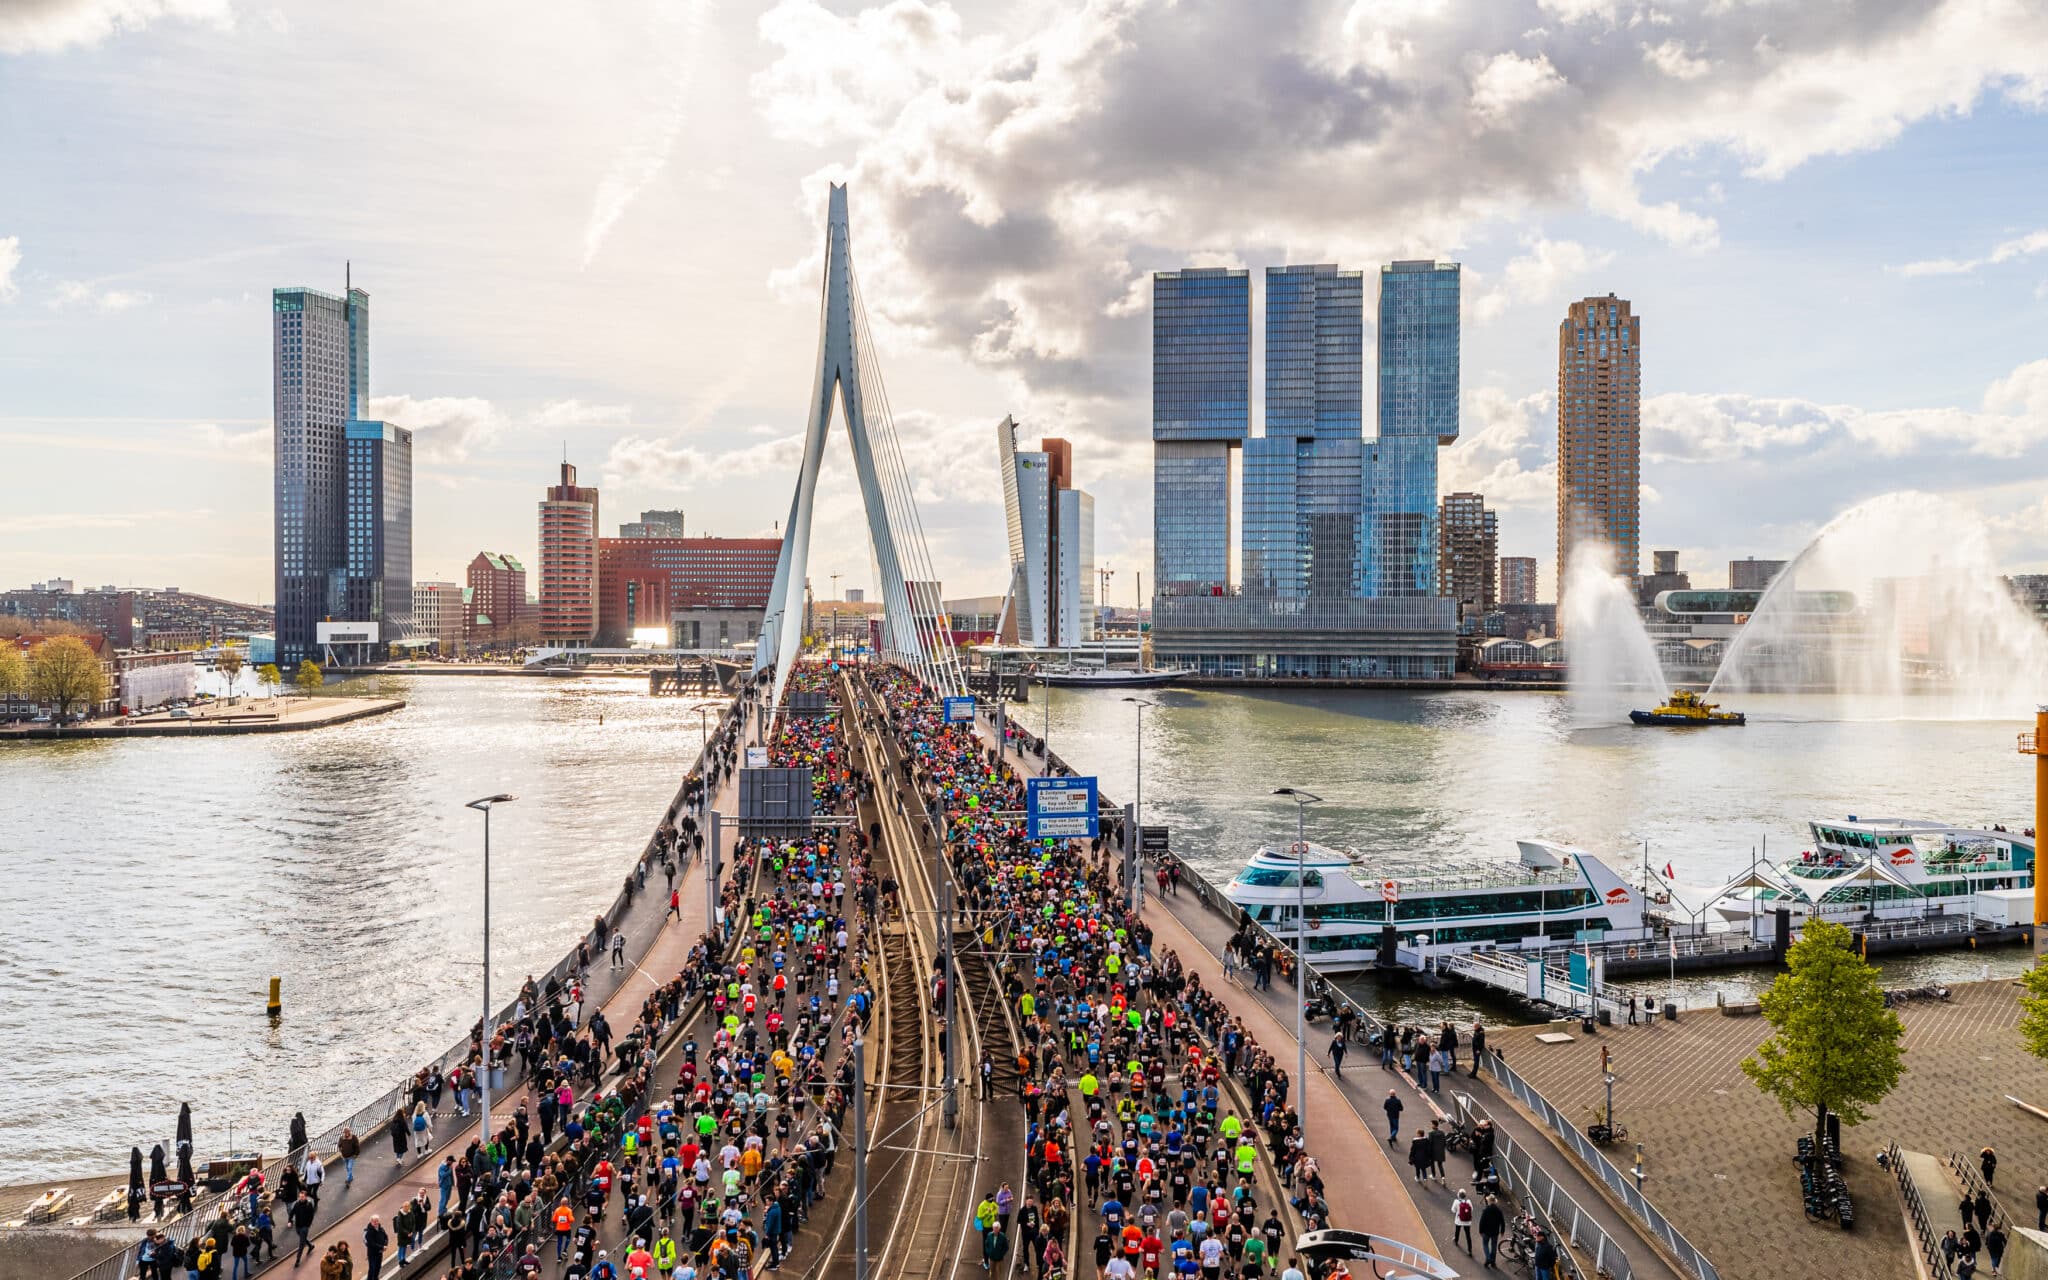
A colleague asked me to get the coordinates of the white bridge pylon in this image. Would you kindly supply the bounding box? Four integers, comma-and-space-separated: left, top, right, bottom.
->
754, 184, 966, 718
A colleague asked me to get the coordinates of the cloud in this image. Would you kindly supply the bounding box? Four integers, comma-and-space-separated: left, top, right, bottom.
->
1892, 228, 2048, 278
750, 0, 2048, 408
0, 0, 233, 55
602, 430, 808, 491
0, 237, 19, 301
50, 280, 153, 311
1440, 386, 1555, 506
188, 421, 272, 458
367, 394, 505, 464
581, 0, 710, 267
1472, 237, 1614, 323
0, 508, 205, 533
532, 399, 634, 429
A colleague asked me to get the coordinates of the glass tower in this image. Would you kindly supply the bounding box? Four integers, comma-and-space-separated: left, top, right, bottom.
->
343, 418, 414, 642
1370, 260, 1461, 597
1152, 268, 1248, 596
273, 283, 368, 668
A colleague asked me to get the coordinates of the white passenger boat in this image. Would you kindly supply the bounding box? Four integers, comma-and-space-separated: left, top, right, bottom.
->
1033, 665, 1187, 688
1706, 817, 2035, 926
1224, 839, 1646, 972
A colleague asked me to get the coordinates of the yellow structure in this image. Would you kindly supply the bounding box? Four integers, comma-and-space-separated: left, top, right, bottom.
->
2020, 706, 2048, 929
1630, 689, 1746, 726
267, 976, 282, 1017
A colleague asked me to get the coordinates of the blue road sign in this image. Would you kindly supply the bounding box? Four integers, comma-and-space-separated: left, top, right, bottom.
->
1026, 775, 1099, 840
943, 695, 976, 724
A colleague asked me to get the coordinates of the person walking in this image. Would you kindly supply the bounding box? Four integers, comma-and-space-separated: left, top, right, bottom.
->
1531, 1229, 1558, 1280
1328, 1034, 1346, 1076
299, 1149, 324, 1207
289, 1193, 317, 1266
1987, 1222, 2008, 1275
361, 1218, 386, 1280
1406, 1130, 1433, 1183
611, 929, 627, 971
1982, 1147, 1999, 1186
667, 888, 681, 922
1451, 1191, 1475, 1254
337, 1128, 359, 1186
1383, 1090, 1404, 1144
387, 1108, 409, 1165
1469, 1022, 1487, 1077
1478, 1196, 1505, 1269
411, 1101, 433, 1156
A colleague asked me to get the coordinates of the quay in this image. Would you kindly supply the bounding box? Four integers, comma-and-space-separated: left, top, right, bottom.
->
0, 696, 404, 740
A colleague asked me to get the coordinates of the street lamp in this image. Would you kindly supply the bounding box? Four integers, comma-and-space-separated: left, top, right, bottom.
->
1273, 786, 1323, 1148
1122, 696, 1157, 911
465, 793, 517, 1158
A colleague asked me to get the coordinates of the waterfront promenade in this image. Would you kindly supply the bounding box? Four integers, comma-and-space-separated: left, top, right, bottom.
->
1490, 980, 2048, 1280
0, 696, 404, 739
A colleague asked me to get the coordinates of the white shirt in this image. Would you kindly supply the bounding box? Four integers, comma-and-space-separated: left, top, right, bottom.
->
1200, 1239, 1224, 1266
1105, 1262, 1136, 1280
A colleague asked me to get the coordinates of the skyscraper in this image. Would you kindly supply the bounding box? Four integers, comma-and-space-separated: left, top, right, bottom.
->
1245, 266, 1363, 599
272, 282, 366, 668
1500, 556, 1539, 605
274, 275, 410, 667
1371, 260, 1461, 597
1729, 557, 1786, 592
997, 418, 1096, 646
1152, 268, 1248, 597
539, 461, 599, 644
1438, 491, 1498, 620
1557, 293, 1642, 603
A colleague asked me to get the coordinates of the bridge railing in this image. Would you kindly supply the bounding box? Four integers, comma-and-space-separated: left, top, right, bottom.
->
1450, 1089, 1631, 1280
1892, 1143, 1958, 1280
1484, 1050, 1721, 1280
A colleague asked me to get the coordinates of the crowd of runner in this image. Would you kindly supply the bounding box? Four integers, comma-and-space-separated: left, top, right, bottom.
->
863, 666, 1352, 1280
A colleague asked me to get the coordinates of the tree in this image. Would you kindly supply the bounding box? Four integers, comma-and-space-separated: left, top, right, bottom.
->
29, 635, 111, 727
0, 644, 27, 716
216, 647, 245, 699
1741, 918, 1904, 1141
294, 660, 324, 696
2019, 957, 2048, 1061
257, 664, 282, 699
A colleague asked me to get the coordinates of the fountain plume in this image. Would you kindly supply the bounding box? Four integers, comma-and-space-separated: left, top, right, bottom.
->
1565, 541, 1669, 726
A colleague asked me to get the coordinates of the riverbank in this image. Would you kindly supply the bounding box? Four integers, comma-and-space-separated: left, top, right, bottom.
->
0, 697, 403, 740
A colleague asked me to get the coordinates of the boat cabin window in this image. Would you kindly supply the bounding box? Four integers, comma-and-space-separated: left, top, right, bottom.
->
1234, 866, 1324, 889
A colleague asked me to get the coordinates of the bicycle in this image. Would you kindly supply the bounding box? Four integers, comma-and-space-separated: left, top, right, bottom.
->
1501, 1210, 1541, 1266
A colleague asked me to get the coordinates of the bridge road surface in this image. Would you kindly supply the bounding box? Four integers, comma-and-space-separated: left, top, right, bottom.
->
252, 696, 752, 1276
971, 711, 1442, 1261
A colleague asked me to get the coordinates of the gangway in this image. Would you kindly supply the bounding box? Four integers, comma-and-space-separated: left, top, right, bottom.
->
1406, 945, 1627, 1020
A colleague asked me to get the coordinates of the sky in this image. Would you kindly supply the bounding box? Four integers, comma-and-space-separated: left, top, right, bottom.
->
3, 0, 2048, 606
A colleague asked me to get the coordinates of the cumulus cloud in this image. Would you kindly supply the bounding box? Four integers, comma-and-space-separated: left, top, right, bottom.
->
368, 394, 505, 464
50, 279, 153, 311
188, 421, 271, 459
751, 0, 2048, 408
1441, 386, 1556, 506
1471, 237, 1615, 323
602, 431, 806, 491
0, 0, 233, 54
0, 236, 19, 301
1892, 228, 2048, 278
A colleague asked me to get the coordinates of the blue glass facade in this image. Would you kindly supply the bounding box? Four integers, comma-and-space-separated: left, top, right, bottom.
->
1368, 261, 1460, 597
1153, 269, 1247, 596
344, 418, 414, 638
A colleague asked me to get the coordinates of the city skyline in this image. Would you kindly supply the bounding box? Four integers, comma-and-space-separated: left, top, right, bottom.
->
7, 2, 2048, 605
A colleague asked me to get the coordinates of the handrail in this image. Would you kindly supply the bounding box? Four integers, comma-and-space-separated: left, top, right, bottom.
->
1891, 1143, 1958, 1280
1451, 1090, 1621, 1280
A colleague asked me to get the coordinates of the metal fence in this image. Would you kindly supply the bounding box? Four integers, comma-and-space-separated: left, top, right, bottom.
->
1892, 1143, 1957, 1280
1452, 1090, 1635, 1280
64, 698, 743, 1280
1485, 1051, 1720, 1280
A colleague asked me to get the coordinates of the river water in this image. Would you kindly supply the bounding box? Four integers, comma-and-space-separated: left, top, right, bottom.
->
2, 676, 2033, 1182
0, 674, 720, 1183
1019, 685, 2039, 1025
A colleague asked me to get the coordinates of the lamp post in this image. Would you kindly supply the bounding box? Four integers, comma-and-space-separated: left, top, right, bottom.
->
1273, 786, 1323, 1147
465, 793, 517, 1158
1122, 696, 1157, 911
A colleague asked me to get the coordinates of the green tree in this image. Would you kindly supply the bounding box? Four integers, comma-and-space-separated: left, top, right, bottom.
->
0, 643, 27, 718
294, 660, 324, 696
2019, 957, 2048, 1061
29, 635, 111, 727
1741, 918, 1904, 1141
257, 663, 282, 699
216, 647, 245, 699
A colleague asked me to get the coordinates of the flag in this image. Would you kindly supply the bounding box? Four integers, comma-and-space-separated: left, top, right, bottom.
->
1669, 936, 1679, 960
1663, 862, 1674, 880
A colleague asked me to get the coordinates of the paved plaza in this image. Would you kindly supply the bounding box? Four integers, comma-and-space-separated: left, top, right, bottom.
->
1491, 979, 2048, 1280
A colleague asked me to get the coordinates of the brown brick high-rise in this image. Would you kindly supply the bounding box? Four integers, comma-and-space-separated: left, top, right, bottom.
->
1557, 294, 1641, 619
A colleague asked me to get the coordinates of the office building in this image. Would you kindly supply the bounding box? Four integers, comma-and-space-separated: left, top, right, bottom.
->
1370, 260, 1461, 597
1557, 294, 1642, 613
619, 509, 685, 539
466, 551, 529, 650
1438, 492, 1498, 622
272, 280, 368, 668
412, 580, 467, 653
595, 536, 781, 647
997, 418, 1097, 647
1244, 265, 1363, 600
1730, 557, 1787, 592
0, 588, 137, 650
1152, 268, 1248, 597
1500, 556, 1539, 605
334, 418, 413, 662
1638, 549, 1692, 606
538, 461, 599, 644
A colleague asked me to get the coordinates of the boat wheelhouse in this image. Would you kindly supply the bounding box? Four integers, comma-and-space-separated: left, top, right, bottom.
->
1225, 838, 1646, 972
1707, 817, 2035, 926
